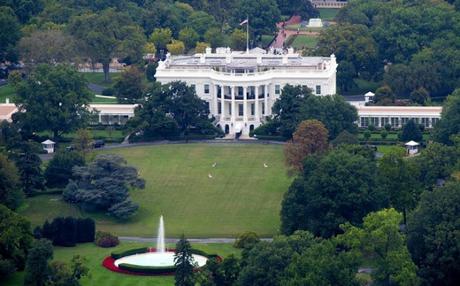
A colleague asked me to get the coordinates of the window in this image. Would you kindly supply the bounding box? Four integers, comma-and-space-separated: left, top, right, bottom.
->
262, 102, 265, 115
315, 85, 321, 95
381, 117, 389, 126
238, 104, 243, 116
251, 103, 255, 116
205, 101, 210, 111
275, 84, 281, 95
391, 117, 399, 128
229, 103, 232, 115
204, 84, 210, 94
432, 118, 439, 126
190, 84, 196, 91
360, 117, 369, 127
218, 103, 221, 114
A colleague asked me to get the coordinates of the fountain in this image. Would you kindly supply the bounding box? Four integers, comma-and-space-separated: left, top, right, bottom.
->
108, 216, 209, 274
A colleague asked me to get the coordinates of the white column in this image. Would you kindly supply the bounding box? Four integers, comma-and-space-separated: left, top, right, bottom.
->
255, 85, 259, 121
231, 86, 236, 123
213, 84, 218, 116
243, 86, 248, 122
264, 84, 269, 116
220, 85, 225, 121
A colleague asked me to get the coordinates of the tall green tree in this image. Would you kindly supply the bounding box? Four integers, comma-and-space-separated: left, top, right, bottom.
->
44, 151, 85, 189
0, 205, 32, 279
281, 148, 383, 237
179, 27, 199, 51
0, 154, 23, 210
69, 9, 146, 82
234, 0, 280, 41
276, 0, 319, 19
9, 143, 45, 196
432, 89, 460, 145
114, 66, 145, 103
0, 0, 44, 23
0, 6, 21, 63
150, 28, 172, 54
401, 119, 423, 142
340, 208, 420, 286
407, 182, 460, 286
14, 64, 92, 139
23, 239, 53, 286
377, 151, 422, 223
174, 235, 195, 286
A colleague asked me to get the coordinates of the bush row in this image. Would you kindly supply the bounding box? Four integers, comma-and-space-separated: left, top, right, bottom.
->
111, 247, 149, 260
118, 263, 176, 274
36, 217, 95, 247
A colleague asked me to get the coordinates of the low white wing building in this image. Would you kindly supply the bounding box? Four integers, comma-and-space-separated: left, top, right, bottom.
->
156, 48, 338, 136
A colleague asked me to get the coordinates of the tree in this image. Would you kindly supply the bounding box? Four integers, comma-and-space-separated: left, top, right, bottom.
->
276, 0, 319, 20
410, 87, 430, 105
281, 239, 360, 286
234, 232, 260, 249
401, 119, 423, 142
200, 255, 240, 286
204, 27, 227, 49
340, 209, 420, 286
146, 62, 158, 82
150, 28, 172, 54
377, 151, 422, 224
23, 239, 53, 286
187, 11, 218, 35
0, 0, 44, 23
14, 64, 92, 139
167, 40, 186, 55
407, 183, 460, 286
337, 61, 357, 93
9, 143, 45, 196
374, 85, 396, 105
281, 148, 383, 237
234, 0, 280, 41
47, 255, 89, 286
72, 129, 93, 157
63, 154, 144, 219
179, 27, 199, 51
69, 9, 146, 82
0, 205, 32, 278
45, 151, 85, 189
174, 235, 195, 286
230, 29, 246, 51
114, 66, 145, 103
195, 42, 209, 53
0, 154, 23, 210
432, 89, 460, 145
331, 130, 359, 146
284, 120, 329, 173
0, 6, 21, 63
18, 29, 76, 66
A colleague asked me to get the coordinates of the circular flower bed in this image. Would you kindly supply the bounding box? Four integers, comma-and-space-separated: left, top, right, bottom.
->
102, 248, 222, 276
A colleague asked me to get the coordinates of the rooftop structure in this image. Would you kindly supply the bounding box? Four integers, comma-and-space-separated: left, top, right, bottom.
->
156, 48, 337, 136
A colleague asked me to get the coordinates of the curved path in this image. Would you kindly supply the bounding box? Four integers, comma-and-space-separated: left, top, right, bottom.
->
119, 236, 273, 244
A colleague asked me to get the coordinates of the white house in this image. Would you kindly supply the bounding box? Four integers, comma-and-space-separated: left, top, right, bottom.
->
155, 48, 338, 136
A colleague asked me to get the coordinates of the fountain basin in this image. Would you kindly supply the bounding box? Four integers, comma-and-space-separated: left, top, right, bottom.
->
114, 251, 208, 268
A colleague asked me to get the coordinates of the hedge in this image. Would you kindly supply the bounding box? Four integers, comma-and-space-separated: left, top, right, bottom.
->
111, 247, 149, 259
253, 135, 286, 141
118, 263, 176, 274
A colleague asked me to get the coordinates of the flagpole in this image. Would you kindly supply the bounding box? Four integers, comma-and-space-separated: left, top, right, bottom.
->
246, 17, 249, 54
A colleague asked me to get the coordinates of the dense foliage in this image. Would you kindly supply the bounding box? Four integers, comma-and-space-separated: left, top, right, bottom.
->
0, 205, 32, 279
0, 154, 22, 210
174, 235, 195, 286
127, 81, 222, 141
38, 217, 95, 247
281, 146, 383, 237
63, 154, 145, 219
254, 85, 357, 140
407, 183, 460, 286
44, 151, 85, 189
317, 0, 460, 98
432, 89, 460, 145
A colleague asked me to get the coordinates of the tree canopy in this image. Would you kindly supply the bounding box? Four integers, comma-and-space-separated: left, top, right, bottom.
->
433, 89, 460, 145
0, 154, 22, 210
13, 64, 92, 139
407, 182, 460, 286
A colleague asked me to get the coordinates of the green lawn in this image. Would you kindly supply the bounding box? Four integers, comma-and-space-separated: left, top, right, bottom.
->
377, 145, 405, 156
285, 24, 323, 32
0, 84, 15, 103
91, 95, 118, 104
37, 129, 126, 144
83, 72, 121, 88
19, 144, 291, 238
318, 8, 340, 21
5, 242, 240, 286
291, 35, 318, 49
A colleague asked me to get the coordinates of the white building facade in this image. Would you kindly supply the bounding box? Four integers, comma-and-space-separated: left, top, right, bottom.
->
156, 48, 337, 136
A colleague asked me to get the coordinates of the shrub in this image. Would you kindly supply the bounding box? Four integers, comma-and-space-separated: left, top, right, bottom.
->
95, 231, 119, 248
111, 248, 148, 259
118, 263, 176, 274
363, 130, 371, 141
234, 231, 260, 249
102, 88, 115, 96
384, 124, 392, 131
381, 130, 388, 140
41, 217, 95, 246
367, 125, 375, 132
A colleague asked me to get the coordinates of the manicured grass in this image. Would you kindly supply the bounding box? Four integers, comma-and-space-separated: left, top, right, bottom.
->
37, 129, 126, 143
318, 8, 340, 21
291, 35, 318, 49
91, 95, 118, 104
20, 144, 291, 238
83, 72, 121, 88
285, 24, 323, 32
377, 145, 406, 156
0, 83, 15, 103
6, 242, 240, 286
